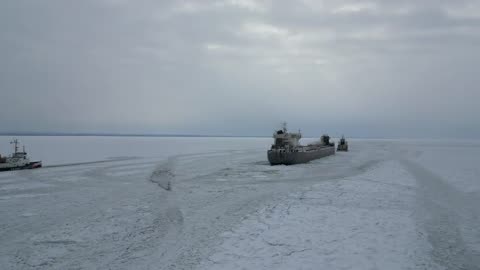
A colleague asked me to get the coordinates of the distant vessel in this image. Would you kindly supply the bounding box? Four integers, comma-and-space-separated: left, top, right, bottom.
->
0, 139, 42, 172
267, 123, 335, 165
337, 136, 349, 152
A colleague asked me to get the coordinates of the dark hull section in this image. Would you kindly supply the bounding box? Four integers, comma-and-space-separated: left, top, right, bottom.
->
0, 162, 42, 172
268, 147, 335, 165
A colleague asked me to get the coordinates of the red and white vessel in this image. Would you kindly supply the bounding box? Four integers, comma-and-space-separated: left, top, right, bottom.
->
0, 139, 42, 172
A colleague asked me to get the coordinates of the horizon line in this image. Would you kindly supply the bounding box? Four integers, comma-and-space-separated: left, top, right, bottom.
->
0, 132, 268, 138
0, 132, 473, 140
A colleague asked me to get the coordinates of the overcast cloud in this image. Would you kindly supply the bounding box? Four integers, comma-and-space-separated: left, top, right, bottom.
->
1, 0, 479, 138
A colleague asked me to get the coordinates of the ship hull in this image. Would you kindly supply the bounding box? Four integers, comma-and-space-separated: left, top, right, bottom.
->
0, 162, 42, 172
267, 147, 335, 165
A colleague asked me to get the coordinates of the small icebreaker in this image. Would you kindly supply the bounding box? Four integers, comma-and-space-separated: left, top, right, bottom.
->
0, 139, 42, 172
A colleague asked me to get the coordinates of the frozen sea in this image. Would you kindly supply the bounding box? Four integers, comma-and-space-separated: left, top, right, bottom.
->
0, 136, 479, 270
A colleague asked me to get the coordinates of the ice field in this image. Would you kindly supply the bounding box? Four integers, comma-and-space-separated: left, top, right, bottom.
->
0, 136, 479, 269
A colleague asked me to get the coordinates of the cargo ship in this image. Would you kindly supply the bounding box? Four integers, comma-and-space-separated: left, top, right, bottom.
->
267, 123, 335, 165
0, 139, 42, 171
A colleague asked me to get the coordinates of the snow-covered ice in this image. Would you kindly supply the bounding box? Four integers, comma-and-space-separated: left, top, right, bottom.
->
199, 160, 441, 270
0, 137, 479, 269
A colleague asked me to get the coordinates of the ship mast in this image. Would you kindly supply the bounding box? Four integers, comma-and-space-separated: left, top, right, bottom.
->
10, 139, 19, 153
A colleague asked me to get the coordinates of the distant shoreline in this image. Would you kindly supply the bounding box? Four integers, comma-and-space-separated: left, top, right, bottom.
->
0, 133, 270, 138
1, 133, 476, 140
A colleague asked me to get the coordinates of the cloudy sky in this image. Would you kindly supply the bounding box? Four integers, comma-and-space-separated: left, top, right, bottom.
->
1, 0, 479, 138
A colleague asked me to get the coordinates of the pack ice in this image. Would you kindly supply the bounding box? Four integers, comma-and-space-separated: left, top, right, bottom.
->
0, 137, 479, 270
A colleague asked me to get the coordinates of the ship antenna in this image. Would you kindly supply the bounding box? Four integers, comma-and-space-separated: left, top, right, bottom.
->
10, 138, 19, 153
282, 122, 287, 133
